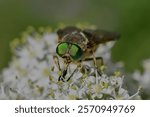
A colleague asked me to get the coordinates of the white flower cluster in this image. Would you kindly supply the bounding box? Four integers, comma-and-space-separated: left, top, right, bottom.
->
0, 27, 140, 99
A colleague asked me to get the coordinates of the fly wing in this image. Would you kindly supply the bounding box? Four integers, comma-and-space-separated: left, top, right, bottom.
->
82, 29, 120, 45
57, 26, 81, 39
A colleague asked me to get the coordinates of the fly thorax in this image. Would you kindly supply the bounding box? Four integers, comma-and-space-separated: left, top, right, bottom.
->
61, 31, 88, 51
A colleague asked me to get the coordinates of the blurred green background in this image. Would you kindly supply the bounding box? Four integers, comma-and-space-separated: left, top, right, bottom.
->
0, 0, 150, 72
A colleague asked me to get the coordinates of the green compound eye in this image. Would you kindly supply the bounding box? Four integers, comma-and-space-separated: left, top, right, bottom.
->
56, 42, 68, 56
70, 44, 83, 60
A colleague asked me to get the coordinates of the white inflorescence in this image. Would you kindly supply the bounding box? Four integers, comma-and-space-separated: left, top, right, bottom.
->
0, 27, 140, 99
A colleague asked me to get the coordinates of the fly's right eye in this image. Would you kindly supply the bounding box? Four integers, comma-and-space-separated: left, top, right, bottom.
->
56, 42, 68, 56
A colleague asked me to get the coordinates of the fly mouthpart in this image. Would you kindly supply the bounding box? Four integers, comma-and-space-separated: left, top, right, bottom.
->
62, 55, 71, 63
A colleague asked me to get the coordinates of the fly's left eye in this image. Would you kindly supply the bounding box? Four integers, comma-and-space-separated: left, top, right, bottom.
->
56, 42, 68, 56
70, 44, 83, 60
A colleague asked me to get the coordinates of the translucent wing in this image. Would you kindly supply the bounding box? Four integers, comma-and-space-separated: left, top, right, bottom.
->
82, 29, 120, 45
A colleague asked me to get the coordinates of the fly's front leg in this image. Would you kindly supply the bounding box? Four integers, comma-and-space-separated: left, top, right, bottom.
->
66, 62, 81, 82
53, 55, 68, 82
58, 69, 67, 82
53, 55, 61, 71
58, 63, 69, 82
66, 67, 78, 82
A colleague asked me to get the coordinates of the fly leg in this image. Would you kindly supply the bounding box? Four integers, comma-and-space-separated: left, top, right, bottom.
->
92, 53, 104, 76
66, 67, 78, 82
92, 52, 104, 68
58, 64, 69, 82
53, 55, 61, 71
58, 68, 67, 82
84, 53, 104, 76
53, 55, 68, 82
